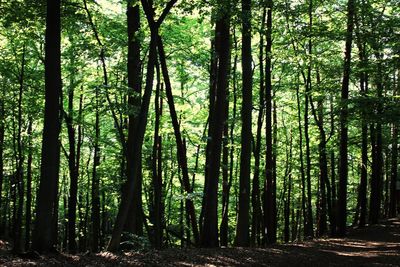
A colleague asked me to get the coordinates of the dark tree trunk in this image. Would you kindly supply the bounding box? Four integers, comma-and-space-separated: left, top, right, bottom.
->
0, 95, 3, 235
236, 0, 252, 247
150, 60, 162, 248
25, 119, 33, 250
91, 87, 101, 252
13, 45, 26, 253
66, 72, 78, 253
337, 0, 355, 236
369, 52, 384, 225
32, 0, 62, 252
201, 0, 231, 247
303, 0, 314, 238
221, 30, 238, 246
354, 18, 369, 226
295, 77, 308, 240
263, 0, 276, 245
309, 71, 328, 237
158, 38, 200, 245
251, 7, 266, 246
329, 97, 337, 236
108, 4, 157, 252
124, 0, 143, 237
389, 71, 398, 218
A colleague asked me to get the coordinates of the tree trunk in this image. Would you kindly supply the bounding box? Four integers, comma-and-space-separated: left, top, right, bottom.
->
337, 0, 355, 236
0, 94, 4, 235
32, 0, 62, 252
124, 0, 144, 237
389, 70, 398, 218
158, 38, 200, 245
25, 119, 33, 250
201, 0, 231, 247
263, 0, 276, 245
235, 0, 252, 247
91, 86, 101, 252
369, 52, 384, 225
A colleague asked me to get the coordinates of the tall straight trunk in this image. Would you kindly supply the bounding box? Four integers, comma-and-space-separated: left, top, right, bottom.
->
14, 45, 26, 253
329, 96, 337, 235
355, 19, 369, 226
337, 0, 355, 236
263, 0, 276, 245
201, 0, 230, 247
0, 95, 4, 234
283, 124, 293, 243
309, 71, 328, 237
151, 61, 162, 248
220, 105, 229, 247
32, 0, 62, 252
66, 71, 78, 253
221, 31, 238, 246
369, 52, 384, 225
316, 99, 328, 236
296, 79, 307, 240
125, 0, 143, 236
236, 0, 252, 247
91, 87, 101, 252
158, 38, 200, 245
303, 0, 314, 238
25, 119, 33, 250
251, 7, 266, 247
389, 71, 398, 218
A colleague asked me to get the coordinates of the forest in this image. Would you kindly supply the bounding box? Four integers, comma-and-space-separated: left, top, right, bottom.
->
0, 0, 399, 265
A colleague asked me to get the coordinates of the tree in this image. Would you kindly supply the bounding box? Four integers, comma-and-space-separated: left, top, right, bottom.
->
337, 0, 355, 237
32, 0, 62, 252
236, 0, 252, 247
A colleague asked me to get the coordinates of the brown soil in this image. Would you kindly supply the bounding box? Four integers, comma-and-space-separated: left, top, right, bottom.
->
1, 218, 399, 266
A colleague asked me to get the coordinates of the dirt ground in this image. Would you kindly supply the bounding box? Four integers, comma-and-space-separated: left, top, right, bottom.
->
1, 218, 399, 266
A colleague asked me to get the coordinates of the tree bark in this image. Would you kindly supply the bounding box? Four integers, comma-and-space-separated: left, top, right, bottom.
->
201, 0, 231, 247
263, 0, 276, 245
337, 0, 355, 236
32, 0, 62, 252
236, 0, 252, 247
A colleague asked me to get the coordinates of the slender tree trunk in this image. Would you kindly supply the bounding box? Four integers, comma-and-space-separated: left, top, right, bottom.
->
369, 52, 384, 225
13, 45, 26, 253
32, 0, 62, 252
303, 0, 314, 238
0, 94, 4, 235
201, 0, 231, 247
66, 74, 78, 253
151, 59, 162, 249
263, 0, 276, 245
108, 11, 157, 253
91, 87, 101, 252
25, 119, 33, 250
221, 30, 238, 246
158, 38, 200, 245
125, 0, 144, 236
251, 7, 266, 246
337, 0, 355, 236
236, 0, 252, 247
355, 21, 369, 226
220, 84, 230, 247
389, 70, 398, 218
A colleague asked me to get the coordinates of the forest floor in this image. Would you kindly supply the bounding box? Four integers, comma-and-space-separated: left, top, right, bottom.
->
1, 218, 399, 266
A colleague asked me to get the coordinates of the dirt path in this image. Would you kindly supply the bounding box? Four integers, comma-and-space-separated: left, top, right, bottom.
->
1, 218, 399, 266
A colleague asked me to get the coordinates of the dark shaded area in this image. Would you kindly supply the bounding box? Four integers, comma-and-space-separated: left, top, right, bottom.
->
1, 218, 399, 266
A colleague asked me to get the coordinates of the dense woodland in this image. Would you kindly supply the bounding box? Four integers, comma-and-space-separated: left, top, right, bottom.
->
0, 0, 399, 255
